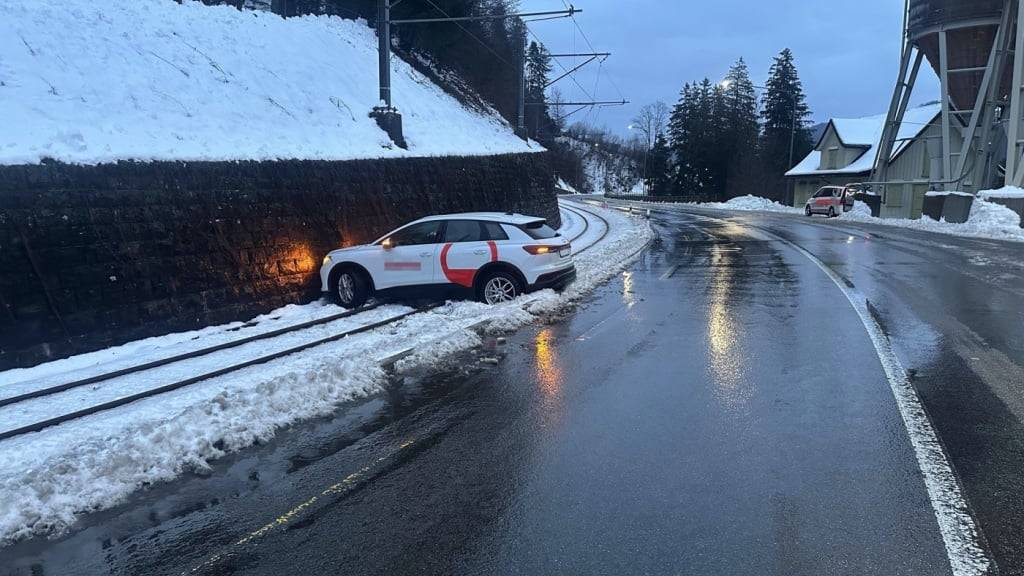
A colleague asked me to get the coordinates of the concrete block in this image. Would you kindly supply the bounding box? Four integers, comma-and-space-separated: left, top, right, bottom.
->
940, 195, 974, 224
922, 195, 946, 221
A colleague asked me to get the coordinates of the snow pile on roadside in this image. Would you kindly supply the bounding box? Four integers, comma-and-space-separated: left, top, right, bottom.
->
841, 194, 1024, 243
695, 195, 803, 214
0, 202, 652, 544
979, 186, 1024, 199
0, 0, 534, 165
847, 200, 872, 217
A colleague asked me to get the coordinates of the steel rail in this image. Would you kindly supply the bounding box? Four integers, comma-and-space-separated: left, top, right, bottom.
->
561, 203, 610, 254
0, 304, 441, 442
0, 302, 387, 409
561, 204, 591, 246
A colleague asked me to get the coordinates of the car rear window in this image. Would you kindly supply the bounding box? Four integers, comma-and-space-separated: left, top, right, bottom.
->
518, 220, 557, 240
481, 221, 509, 241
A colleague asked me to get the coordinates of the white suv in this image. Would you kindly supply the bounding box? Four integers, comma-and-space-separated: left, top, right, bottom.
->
320, 212, 576, 308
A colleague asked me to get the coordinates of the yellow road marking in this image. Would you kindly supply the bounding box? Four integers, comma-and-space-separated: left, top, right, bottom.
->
186, 438, 417, 574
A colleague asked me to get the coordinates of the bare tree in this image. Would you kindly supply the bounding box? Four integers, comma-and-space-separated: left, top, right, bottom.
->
630, 101, 670, 149
549, 88, 567, 134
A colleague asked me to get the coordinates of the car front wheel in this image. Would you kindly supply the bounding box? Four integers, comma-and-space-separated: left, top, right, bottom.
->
334, 268, 369, 309
478, 271, 522, 305
805, 206, 812, 217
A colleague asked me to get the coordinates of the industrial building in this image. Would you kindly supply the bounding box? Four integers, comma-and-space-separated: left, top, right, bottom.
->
787, 104, 955, 219
871, 0, 1024, 200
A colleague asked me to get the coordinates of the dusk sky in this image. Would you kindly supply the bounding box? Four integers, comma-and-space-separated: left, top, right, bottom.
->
520, 0, 941, 138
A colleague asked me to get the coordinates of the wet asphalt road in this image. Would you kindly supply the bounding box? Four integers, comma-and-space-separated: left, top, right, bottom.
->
3, 205, 1024, 575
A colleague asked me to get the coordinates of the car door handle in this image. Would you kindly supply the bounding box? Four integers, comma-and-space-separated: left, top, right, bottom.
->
419, 252, 432, 258
473, 250, 488, 255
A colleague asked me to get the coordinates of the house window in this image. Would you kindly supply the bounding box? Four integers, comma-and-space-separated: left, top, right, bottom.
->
827, 147, 840, 170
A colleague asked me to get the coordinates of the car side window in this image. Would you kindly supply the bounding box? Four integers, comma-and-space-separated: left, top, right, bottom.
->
481, 221, 509, 241
813, 189, 828, 198
388, 222, 442, 247
443, 220, 484, 243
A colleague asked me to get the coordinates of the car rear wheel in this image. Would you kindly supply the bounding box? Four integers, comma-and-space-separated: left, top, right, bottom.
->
828, 206, 836, 218
478, 271, 521, 305
334, 268, 369, 309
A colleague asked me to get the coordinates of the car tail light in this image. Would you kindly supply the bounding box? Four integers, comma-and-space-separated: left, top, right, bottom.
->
523, 245, 554, 255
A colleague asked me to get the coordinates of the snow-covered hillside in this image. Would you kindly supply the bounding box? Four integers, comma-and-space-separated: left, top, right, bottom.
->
0, 0, 535, 165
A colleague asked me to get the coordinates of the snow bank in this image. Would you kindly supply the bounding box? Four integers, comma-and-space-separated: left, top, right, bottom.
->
693, 195, 803, 214
841, 195, 1024, 243
979, 186, 1024, 200
847, 200, 872, 218
0, 0, 534, 165
0, 202, 652, 544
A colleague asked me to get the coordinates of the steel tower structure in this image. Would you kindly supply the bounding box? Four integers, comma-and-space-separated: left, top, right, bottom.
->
872, 0, 1024, 194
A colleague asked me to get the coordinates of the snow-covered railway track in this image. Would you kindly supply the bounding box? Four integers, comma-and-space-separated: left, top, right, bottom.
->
561, 203, 610, 254
0, 303, 392, 410
0, 205, 610, 443
0, 304, 440, 442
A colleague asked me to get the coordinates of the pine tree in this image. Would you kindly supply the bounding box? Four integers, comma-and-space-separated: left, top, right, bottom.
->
760, 48, 812, 201
525, 41, 555, 141
720, 58, 760, 199
647, 134, 673, 196
668, 82, 697, 194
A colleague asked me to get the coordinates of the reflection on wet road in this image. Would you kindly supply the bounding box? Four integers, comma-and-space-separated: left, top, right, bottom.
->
6, 206, 1024, 575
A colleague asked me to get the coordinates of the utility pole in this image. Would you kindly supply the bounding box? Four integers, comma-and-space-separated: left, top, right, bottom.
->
378, 0, 391, 107
271, 0, 291, 17
375, 4, 582, 147
515, 20, 527, 140
371, 0, 406, 148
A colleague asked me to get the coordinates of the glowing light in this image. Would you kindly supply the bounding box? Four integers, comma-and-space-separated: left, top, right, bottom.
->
706, 251, 748, 413
278, 243, 317, 275
535, 328, 562, 397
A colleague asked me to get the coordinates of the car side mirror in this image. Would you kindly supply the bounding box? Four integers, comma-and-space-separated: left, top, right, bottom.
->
382, 238, 394, 250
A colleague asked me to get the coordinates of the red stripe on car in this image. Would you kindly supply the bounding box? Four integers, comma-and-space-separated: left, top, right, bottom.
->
441, 242, 499, 288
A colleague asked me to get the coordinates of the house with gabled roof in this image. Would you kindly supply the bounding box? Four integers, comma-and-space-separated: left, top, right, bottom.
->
786, 103, 960, 219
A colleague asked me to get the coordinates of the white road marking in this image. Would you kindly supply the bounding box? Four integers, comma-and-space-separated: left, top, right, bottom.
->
676, 210, 992, 576
578, 200, 991, 574
659, 265, 680, 280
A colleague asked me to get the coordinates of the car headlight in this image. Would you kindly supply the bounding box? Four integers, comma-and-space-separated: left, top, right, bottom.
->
322, 254, 332, 266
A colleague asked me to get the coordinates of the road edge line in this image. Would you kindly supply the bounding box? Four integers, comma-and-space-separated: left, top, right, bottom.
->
617, 200, 992, 576
748, 223, 992, 576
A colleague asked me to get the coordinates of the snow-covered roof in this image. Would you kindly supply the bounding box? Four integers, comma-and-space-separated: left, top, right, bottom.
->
0, 0, 535, 166
786, 104, 941, 177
